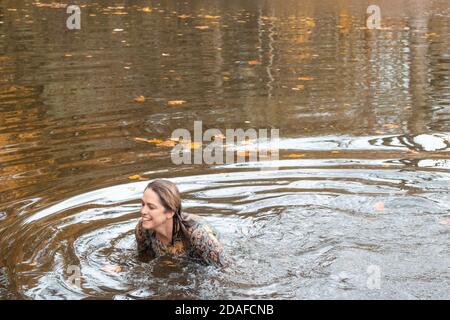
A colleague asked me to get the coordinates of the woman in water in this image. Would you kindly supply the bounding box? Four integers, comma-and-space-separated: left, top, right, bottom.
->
135, 179, 228, 267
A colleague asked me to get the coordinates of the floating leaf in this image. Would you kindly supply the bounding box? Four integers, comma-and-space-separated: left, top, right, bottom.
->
180, 141, 202, 150
203, 15, 221, 19
168, 100, 186, 106
287, 154, 306, 158
383, 123, 400, 129
292, 84, 305, 91
156, 140, 177, 147
373, 202, 385, 211
297, 76, 314, 81
33, 2, 67, 9
128, 175, 143, 180
134, 95, 146, 103
101, 265, 122, 273
305, 18, 315, 28
134, 137, 163, 144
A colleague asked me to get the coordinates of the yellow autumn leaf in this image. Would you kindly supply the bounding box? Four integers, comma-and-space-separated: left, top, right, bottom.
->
297, 76, 314, 81
304, 17, 315, 28
156, 140, 177, 147
203, 15, 221, 19
383, 123, 400, 129
195, 26, 210, 30
292, 85, 305, 91
287, 154, 306, 158
190, 142, 202, 150
141, 7, 152, 13
178, 14, 191, 19
134, 137, 163, 144
168, 100, 186, 106
134, 95, 145, 103
248, 60, 261, 65
128, 175, 143, 180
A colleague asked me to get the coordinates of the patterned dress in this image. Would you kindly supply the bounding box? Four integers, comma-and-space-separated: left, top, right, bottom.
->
135, 213, 228, 267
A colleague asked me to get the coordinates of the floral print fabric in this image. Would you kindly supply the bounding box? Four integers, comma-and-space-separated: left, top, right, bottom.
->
135, 213, 227, 267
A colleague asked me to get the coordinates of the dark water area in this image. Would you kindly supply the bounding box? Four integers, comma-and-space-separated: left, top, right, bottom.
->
0, 0, 449, 299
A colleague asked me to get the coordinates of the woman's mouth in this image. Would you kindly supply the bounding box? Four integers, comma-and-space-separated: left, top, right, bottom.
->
142, 217, 152, 222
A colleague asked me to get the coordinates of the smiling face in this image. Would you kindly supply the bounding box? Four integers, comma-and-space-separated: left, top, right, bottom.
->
140, 188, 173, 230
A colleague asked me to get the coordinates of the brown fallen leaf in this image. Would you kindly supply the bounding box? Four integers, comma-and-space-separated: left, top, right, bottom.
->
168, 100, 186, 106
287, 154, 306, 158
156, 140, 177, 147
297, 76, 314, 81
292, 85, 305, 91
134, 95, 145, 103
305, 19, 315, 28
202, 15, 221, 19
134, 137, 163, 144
373, 202, 385, 211
180, 141, 202, 150
101, 265, 122, 273
128, 174, 144, 180
383, 123, 400, 129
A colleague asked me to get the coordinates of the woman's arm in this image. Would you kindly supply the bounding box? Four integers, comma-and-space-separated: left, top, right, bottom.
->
190, 223, 228, 267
